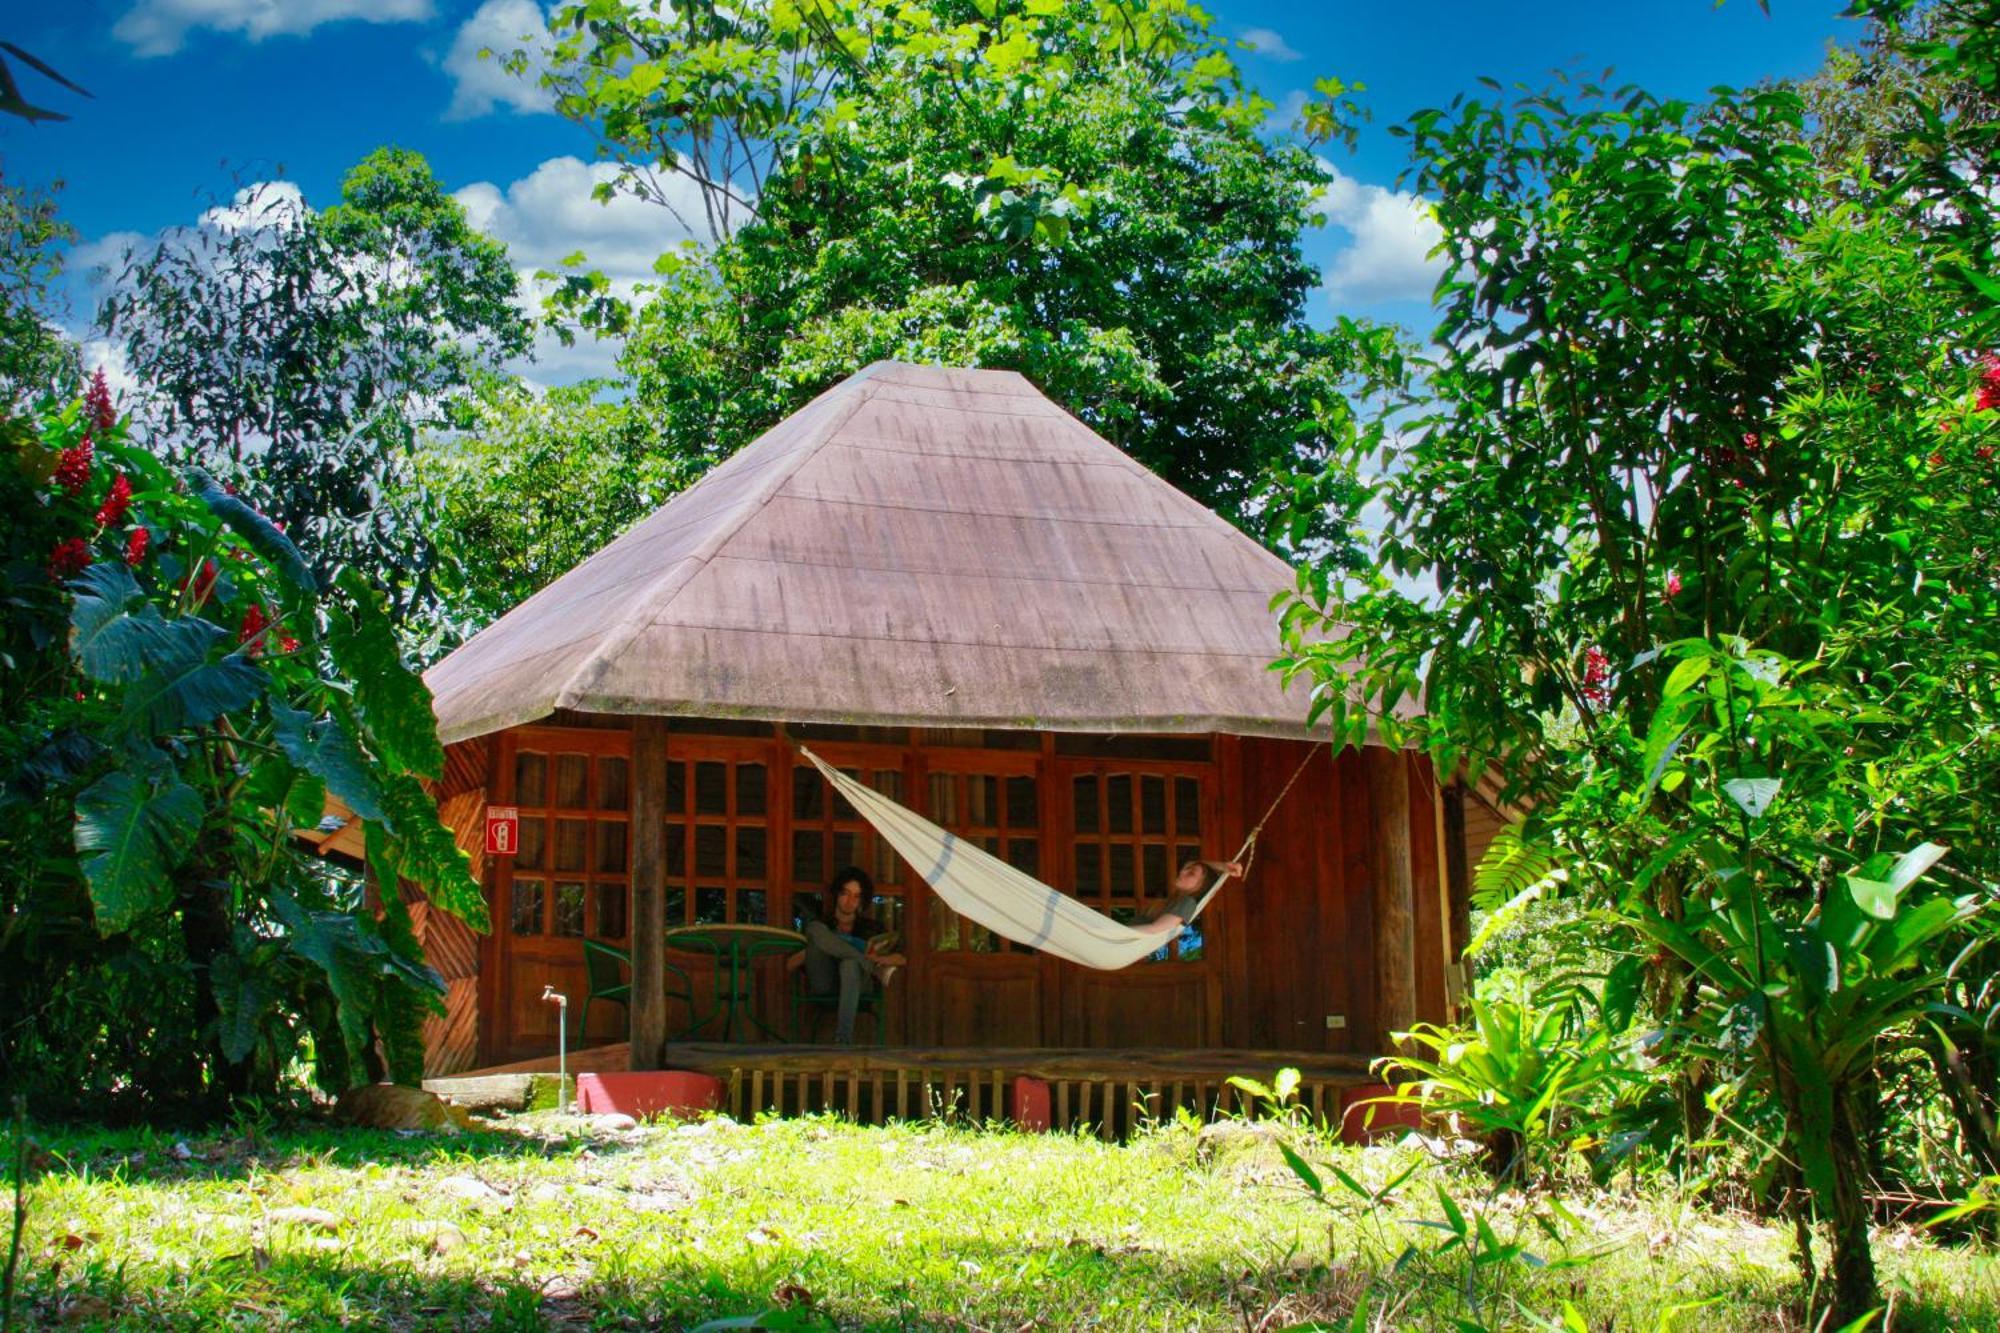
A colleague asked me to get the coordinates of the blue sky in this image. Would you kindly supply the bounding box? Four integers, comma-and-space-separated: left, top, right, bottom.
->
1, 0, 1865, 380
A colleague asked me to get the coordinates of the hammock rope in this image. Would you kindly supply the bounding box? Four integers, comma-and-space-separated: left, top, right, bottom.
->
799, 742, 1324, 971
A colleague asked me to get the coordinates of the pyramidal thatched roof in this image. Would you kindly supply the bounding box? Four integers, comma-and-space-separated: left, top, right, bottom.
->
426, 361, 1337, 745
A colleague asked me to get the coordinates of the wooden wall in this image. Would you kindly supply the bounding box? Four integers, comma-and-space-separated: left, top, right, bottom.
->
416, 740, 489, 1077
442, 722, 1454, 1069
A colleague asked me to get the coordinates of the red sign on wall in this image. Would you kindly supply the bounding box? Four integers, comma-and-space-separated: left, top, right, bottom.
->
485, 805, 520, 856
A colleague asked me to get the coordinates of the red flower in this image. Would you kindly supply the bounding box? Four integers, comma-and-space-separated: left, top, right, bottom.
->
1581, 646, 1612, 710
176, 558, 219, 607
48, 537, 92, 579
238, 603, 270, 646
84, 369, 116, 436
124, 527, 150, 566
1741, 432, 1761, 451
1929, 451, 1947, 467
1978, 356, 2000, 413
1663, 570, 1683, 601
278, 633, 300, 654
1979, 445, 1996, 462
54, 438, 93, 496
95, 473, 132, 528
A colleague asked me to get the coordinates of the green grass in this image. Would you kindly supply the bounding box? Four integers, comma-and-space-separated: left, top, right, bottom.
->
4, 1110, 1995, 1330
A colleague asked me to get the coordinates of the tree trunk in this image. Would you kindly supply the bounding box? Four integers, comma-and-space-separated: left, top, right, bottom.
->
1824, 1085, 1880, 1325
177, 852, 252, 1110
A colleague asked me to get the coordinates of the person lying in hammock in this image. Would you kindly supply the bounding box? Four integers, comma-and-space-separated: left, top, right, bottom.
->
787, 866, 907, 1044
1134, 859, 1246, 936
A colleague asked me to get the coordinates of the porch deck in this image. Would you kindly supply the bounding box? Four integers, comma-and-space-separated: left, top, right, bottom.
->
438, 1042, 1376, 1136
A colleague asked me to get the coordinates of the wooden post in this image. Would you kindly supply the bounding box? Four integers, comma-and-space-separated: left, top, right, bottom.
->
1442, 783, 1471, 1007
629, 718, 668, 1071
1365, 746, 1416, 1047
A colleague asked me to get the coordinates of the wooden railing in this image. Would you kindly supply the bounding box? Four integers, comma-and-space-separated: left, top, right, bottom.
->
660, 1043, 1373, 1137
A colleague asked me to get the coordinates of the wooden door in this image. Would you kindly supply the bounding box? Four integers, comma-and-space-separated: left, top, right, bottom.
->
914, 751, 1047, 1046
1052, 760, 1221, 1048
490, 728, 634, 1062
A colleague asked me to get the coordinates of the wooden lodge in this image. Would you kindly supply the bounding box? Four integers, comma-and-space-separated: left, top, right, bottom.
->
391, 362, 1483, 1121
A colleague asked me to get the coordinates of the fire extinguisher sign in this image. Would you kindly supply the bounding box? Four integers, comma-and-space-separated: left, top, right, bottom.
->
485, 805, 520, 856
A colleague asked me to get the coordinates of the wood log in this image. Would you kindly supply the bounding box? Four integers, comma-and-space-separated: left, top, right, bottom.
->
421, 1073, 540, 1113
629, 718, 669, 1070
1365, 746, 1416, 1044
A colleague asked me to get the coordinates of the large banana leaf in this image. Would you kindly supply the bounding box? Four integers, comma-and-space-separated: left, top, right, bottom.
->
74, 768, 203, 934
330, 569, 442, 780
118, 626, 265, 734
271, 702, 387, 823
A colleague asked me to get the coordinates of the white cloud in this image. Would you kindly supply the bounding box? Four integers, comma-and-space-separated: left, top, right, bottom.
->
1262, 88, 1309, 137
455, 156, 710, 381
455, 156, 700, 282
1313, 164, 1446, 306
199, 180, 310, 234
114, 0, 433, 57
443, 0, 555, 120
1240, 27, 1301, 62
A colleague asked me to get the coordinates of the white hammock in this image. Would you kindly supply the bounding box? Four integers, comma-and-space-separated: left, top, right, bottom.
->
802, 748, 1233, 971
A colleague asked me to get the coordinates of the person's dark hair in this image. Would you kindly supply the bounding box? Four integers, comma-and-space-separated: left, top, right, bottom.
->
819, 865, 877, 930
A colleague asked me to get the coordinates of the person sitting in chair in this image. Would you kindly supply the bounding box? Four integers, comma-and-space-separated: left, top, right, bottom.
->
788, 866, 907, 1044
1134, 859, 1244, 936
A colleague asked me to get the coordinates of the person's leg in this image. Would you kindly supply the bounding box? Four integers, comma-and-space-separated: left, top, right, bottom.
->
835, 957, 864, 1044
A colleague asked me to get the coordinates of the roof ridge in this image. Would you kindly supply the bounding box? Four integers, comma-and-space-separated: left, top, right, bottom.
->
552, 374, 880, 711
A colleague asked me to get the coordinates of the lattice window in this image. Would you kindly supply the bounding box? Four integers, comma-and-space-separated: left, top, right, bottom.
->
662, 754, 770, 926
927, 768, 1040, 953
789, 762, 905, 936
507, 747, 631, 942
1070, 770, 1207, 962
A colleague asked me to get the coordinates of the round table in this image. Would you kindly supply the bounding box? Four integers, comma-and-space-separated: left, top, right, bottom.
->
664, 923, 806, 1042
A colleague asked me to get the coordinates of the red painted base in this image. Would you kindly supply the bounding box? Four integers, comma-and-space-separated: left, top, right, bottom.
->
575, 1070, 724, 1120
1338, 1083, 1423, 1143
1011, 1076, 1052, 1132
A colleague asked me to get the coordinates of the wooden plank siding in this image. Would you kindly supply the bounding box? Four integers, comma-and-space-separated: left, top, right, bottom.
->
442, 721, 1449, 1069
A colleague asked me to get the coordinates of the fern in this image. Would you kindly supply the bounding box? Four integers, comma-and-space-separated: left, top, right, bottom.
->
1468, 823, 1567, 956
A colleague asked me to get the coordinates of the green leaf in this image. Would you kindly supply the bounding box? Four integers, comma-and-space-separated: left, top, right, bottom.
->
119, 628, 265, 734
372, 772, 487, 930
331, 569, 443, 779
1277, 1140, 1323, 1197
1845, 846, 1946, 922
272, 702, 387, 824
186, 466, 317, 595
1661, 655, 1710, 698
210, 946, 279, 1064
75, 768, 202, 934
1722, 777, 1781, 820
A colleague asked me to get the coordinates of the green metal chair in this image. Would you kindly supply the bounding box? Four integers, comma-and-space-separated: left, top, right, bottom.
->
579, 939, 694, 1043
790, 962, 884, 1044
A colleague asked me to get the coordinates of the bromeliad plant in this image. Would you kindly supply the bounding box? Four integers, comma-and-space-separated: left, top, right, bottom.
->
1381, 977, 1639, 1186
1620, 640, 1987, 1319
0, 379, 485, 1117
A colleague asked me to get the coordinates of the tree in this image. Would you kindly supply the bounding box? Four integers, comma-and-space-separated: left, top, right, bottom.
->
411, 379, 692, 649
0, 171, 79, 407
99, 148, 532, 622
530, 0, 1372, 551
1274, 49, 1998, 1322
0, 380, 485, 1117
